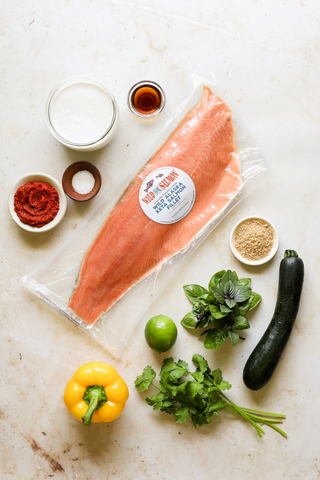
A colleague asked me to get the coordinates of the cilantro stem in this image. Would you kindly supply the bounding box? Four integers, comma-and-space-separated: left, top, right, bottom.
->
220, 392, 265, 437
238, 407, 286, 418
224, 407, 287, 437
263, 422, 287, 438
225, 407, 284, 424
151, 383, 161, 391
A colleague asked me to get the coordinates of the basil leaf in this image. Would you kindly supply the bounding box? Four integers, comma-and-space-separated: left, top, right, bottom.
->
196, 318, 211, 329
248, 292, 262, 311
209, 304, 228, 319
181, 311, 198, 329
210, 285, 225, 304
232, 304, 240, 316
228, 330, 240, 346
238, 299, 250, 315
220, 304, 232, 314
204, 329, 227, 349
198, 293, 214, 302
224, 280, 235, 297
220, 270, 238, 289
208, 270, 225, 290
233, 316, 250, 330
232, 270, 239, 281
211, 317, 227, 330
239, 277, 251, 287
225, 298, 237, 309
198, 328, 212, 337
233, 285, 252, 303
183, 284, 209, 304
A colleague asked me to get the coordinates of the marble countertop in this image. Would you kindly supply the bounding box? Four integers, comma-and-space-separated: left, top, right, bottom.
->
1, 1, 320, 479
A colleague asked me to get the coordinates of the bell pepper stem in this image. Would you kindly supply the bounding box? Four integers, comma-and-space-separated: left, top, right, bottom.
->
82, 386, 107, 426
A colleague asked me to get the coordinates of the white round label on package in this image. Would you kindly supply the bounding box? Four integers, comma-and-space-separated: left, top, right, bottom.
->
139, 167, 196, 225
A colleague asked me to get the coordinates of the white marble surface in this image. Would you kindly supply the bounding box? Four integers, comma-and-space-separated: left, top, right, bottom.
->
1, 1, 320, 478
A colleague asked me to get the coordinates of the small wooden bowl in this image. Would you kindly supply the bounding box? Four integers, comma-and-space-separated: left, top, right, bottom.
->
62, 161, 102, 202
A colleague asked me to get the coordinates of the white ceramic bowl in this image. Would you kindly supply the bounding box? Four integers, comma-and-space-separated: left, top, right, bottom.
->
230, 216, 279, 266
8, 173, 67, 232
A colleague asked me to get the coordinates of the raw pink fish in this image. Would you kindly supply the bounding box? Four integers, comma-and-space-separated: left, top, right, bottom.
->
69, 87, 241, 324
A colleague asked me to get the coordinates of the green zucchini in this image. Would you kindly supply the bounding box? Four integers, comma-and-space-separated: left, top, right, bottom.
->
243, 250, 304, 391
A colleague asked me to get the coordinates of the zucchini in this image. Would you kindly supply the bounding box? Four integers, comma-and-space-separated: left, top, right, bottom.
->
243, 250, 304, 391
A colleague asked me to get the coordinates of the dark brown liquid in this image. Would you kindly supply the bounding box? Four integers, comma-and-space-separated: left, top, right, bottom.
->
133, 86, 161, 114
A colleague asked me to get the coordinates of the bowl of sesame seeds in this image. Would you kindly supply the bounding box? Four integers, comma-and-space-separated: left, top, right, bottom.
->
230, 216, 279, 266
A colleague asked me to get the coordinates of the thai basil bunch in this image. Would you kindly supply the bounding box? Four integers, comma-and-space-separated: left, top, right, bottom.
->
181, 270, 262, 349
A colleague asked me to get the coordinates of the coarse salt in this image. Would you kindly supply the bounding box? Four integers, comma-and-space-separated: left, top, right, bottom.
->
72, 170, 95, 195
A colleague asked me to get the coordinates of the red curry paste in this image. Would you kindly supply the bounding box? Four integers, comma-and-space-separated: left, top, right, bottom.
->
14, 181, 60, 228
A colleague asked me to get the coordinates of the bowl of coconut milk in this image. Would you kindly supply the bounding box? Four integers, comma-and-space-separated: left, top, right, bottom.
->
45, 76, 119, 151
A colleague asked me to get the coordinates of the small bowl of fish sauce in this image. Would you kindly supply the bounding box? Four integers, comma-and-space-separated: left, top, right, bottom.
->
127, 80, 166, 118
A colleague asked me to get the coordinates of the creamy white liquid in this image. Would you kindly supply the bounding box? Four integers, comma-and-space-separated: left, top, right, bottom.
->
50, 82, 114, 144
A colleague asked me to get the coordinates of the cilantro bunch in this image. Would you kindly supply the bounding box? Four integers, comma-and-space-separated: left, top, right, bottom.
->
181, 270, 262, 349
135, 354, 286, 438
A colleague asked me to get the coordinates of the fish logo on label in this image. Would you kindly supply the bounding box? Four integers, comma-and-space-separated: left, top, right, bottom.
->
144, 179, 154, 193
156, 174, 164, 178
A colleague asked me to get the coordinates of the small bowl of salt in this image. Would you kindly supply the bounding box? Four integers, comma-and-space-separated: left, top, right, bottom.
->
62, 161, 102, 202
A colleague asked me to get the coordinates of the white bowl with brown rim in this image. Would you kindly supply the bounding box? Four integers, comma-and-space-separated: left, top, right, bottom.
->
230, 216, 279, 266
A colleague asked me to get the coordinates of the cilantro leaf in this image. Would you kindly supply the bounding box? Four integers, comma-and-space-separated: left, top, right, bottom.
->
174, 407, 189, 424
177, 359, 188, 370
192, 353, 209, 374
134, 366, 156, 392
208, 400, 226, 412
191, 371, 204, 383
218, 380, 232, 391
136, 355, 287, 437
212, 368, 223, 385
187, 382, 204, 399
160, 357, 176, 376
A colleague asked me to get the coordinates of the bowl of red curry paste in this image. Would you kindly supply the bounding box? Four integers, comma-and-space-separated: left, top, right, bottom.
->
8, 173, 67, 232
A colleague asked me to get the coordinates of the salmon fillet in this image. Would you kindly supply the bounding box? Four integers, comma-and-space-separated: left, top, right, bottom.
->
69, 87, 241, 325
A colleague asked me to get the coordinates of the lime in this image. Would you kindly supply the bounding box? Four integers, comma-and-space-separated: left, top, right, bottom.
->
145, 315, 178, 353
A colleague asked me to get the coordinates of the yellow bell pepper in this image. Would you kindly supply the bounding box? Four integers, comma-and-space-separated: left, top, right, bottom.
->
64, 362, 129, 426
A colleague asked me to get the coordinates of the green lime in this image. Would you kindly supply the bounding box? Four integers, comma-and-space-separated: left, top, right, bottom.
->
145, 315, 178, 353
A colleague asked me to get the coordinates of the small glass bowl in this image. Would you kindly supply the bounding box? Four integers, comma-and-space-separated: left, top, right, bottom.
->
8, 173, 67, 233
230, 216, 279, 266
127, 80, 166, 118
45, 76, 119, 151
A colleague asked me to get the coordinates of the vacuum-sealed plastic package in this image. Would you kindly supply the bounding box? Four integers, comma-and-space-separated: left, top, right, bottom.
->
21, 74, 269, 358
